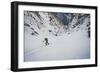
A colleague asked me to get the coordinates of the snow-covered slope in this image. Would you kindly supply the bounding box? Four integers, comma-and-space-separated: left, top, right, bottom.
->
24, 11, 90, 62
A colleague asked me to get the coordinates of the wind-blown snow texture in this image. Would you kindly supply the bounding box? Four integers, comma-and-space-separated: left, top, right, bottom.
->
24, 11, 90, 62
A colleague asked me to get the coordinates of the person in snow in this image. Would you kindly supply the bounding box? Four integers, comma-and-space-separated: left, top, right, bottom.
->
43, 38, 49, 46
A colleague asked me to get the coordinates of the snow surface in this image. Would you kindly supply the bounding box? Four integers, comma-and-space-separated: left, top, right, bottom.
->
24, 30, 90, 61
24, 11, 90, 62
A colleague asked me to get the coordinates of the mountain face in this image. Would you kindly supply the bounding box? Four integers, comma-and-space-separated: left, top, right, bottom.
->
24, 11, 90, 61
24, 11, 90, 38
